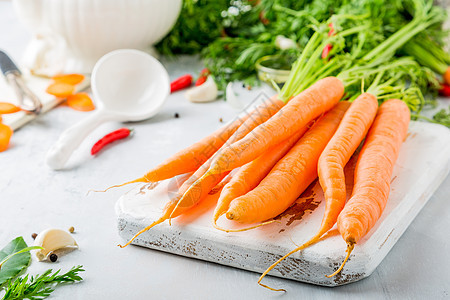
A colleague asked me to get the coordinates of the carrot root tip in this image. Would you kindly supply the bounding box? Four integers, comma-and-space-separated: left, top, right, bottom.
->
91, 177, 151, 194
325, 242, 355, 278
257, 280, 286, 292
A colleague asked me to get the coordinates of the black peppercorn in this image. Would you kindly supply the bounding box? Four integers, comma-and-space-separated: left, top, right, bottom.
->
49, 253, 58, 262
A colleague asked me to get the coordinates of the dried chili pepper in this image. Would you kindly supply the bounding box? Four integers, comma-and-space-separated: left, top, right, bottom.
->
195, 68, 210, 86
322, 23, 335, 59
170, 74, 193, 93
439, 83, 450, 97
91, 128, 133, 155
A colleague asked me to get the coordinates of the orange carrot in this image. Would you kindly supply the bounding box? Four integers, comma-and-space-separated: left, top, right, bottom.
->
228, 102, 350, 228
180, 95, 285, 187
0, 123, 13, 152
104, 115, 248, 193
327, 99, 410, 277
52, 73, 85, 85
107, 96, 284, 194
118, 96, 286, 246
213, 122, 310, 231
169, 96, 285, 220
258, 94, 378, 291
0, 102, 21, 114
206, 77, 344, 175
46, 82, 75, 98
67, 93, 95, 111
315, 93, 378, 240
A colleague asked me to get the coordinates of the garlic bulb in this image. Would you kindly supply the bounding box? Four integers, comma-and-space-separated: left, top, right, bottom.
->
33, 228, 78, 261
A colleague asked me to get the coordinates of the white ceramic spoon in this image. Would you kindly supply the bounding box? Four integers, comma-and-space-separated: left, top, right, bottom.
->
46, 49, 170, 170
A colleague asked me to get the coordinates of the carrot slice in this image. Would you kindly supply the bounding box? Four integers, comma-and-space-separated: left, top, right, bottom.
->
444, 66, 450, 85
0, 102, 21, 114
46, 82, 75, 98
52, 73, 85, 85
67, 93, 95, 111
0, 123, 13, 152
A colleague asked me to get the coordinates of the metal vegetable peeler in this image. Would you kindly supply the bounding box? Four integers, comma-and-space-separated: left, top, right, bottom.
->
0, 50, 42, 114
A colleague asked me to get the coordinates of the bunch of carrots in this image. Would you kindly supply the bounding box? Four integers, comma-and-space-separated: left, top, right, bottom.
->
105, 0, 447, 291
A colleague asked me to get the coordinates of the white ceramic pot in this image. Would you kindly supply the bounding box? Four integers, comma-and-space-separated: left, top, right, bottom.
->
13, 0, 182, 75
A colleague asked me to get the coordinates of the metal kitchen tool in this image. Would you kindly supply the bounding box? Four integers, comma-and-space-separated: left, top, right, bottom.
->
46, 49, 170, 170
0, 50, 42, 114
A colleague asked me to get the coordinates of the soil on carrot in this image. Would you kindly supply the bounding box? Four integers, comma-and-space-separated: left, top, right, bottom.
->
274, 179, 321, 227
273, 151, 359, 229
406, 132, 417, 140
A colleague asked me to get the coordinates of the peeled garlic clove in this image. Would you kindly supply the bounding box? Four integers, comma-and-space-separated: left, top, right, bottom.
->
33, 228, 78, 261
185, 76, 218, 103
275, 35, 297, 50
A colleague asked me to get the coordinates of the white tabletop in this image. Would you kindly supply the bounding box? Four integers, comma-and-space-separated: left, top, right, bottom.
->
0, 2, 449, 299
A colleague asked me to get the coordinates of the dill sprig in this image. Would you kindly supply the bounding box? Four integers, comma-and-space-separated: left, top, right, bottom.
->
1, 265, 84, 300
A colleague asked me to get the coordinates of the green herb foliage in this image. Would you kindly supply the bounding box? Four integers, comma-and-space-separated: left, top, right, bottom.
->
1, 266, 84, 300
0, 237, 33, 286
155, 0, 229, 55
432, 106, 450, 127
158, 0, 446, 93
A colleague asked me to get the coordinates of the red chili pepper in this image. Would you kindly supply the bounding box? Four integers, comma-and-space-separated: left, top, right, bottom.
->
91, 127, 133, 155
170, 74, 193, 93
322, 23, 335, 59
322, 44, 333, 59
439, 83, 450, 97
195, 68, 210, 86
328, 23, 335, 37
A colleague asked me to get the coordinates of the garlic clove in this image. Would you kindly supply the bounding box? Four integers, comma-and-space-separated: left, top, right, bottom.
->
225, 82, 244, 109
185, 76, 218, 103
33, 228, 78, 261
275, 35, 297, 50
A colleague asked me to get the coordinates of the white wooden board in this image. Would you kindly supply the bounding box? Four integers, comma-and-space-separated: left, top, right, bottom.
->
116, 121, 450, 287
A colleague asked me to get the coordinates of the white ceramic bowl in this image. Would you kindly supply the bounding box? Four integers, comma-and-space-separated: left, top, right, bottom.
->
13, 0, 182, 74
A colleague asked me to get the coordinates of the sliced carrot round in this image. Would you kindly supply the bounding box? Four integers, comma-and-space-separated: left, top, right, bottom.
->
0, 123, 13, 152
46, 82, 75, 98
444, 66, 450, 85
0, 102, 21, 114
52, 73, 85, 85
67, 92, 95, 111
